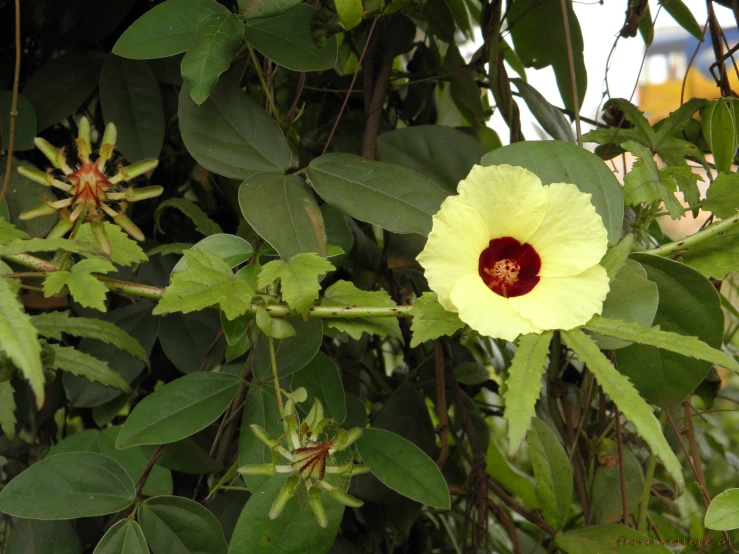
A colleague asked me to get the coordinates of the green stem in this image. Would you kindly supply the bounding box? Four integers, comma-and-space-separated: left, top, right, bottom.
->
269, 336, 284, 417
247, 44, 280, 123
637, 410, 666, 534
647, 214, 739, 257
58, 206, 87, 271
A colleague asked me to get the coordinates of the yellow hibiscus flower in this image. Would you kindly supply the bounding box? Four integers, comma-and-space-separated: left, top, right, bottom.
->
416, 164, 610, 342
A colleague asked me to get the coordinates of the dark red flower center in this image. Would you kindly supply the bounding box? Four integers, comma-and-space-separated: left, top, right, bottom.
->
478, 237, 541, 298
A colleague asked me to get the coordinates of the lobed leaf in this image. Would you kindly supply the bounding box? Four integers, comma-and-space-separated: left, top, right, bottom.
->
321, 280, 401, 340
409, 292, 465, 347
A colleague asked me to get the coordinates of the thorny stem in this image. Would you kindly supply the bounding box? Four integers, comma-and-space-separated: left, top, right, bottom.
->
647, 214, 739, 257
0, 0, 21, 208
269, 336, 284, 417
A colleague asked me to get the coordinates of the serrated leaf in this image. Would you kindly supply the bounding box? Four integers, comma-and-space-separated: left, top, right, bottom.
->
155, 198, 223, 237
257, 253, 334, 318
48, 344, 132, 394
680, 224, 739, 279
622, 141, 684, 218
409, 292, 465, 347
154, 249, 255, 320
600, 234, 635, 280
556, 524, 672, 553
320, 280, 401, 340
0, 277, 44, 408
76, 222, 148, 266
43, 259, 116, 312
255, 306, 296, 339
0, 237, 100, 256
0, 380, 16, 440
148, 242, 193, 257
584, 315, 739, 372
561, 328, 684, 493
703, 172, 739, 218
503, 332, 553, 457
654, 98, 707, 147
0, 217, 30, 244
32, 311, 149, 365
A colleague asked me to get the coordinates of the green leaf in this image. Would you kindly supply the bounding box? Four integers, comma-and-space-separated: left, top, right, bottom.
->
32, 311, 149, 365
443, 45, 484, 122
527, 418, 573, 530
604, 98, 657, 146
291, 352, 346, 424
591, 441, 645, 524
0, 380, 16, 440
43, 258, 116, 312
76, 223, 148, 267
621, 141, 684, 218
181, 13, 245, 104
703, 172, 739, 218
6, 519, 82, 554
482, 141, 623, 243
99, 55, 165, 161
615, 254, 725, 407
486, 439, 538, 509
512, 78, 575, 143
320, 280, 401, 340
155, 198, 223, 237
113, 0, 230, 59
258, 253, 334, 318
701, 98, 739, 174
0, 277, 44, 408
356, 428, 450, 509
116, 372, 241, 448
503, 332, 553, 457
46, 429, 100, 458
98, 427, 173, 498
409, 292, 465, 347
4, 160, 57, 237
659, 0, 702, 39
245, 4, 338, 71
653, 98, 707, 147
335, 0, 362, 30
239, 173, 328, 259
377, 125, 488, 192
178, 77, 291, 178
148, 243, 193, 257
680, 223, 739, 279
155, 249, 255, 320
158, 311, 223, 375
307, 153, 449, 236
0, 452, 135, 519
255, 306, 296, 339
600, 234, 635, 280
453, 362, 490, 385
0, 237, 100, 256
138, 495, 227, 554
508, 0, 586, 112
22, 50, 106, 131
705, 488, 739, 530
556, 524, 672, 553
172, 233, 254, 273
94, 520, 148, 554
252, 317, 322, 379
48, 345, 132, 394
240, 0, 302, 19
238, 385, 282, 491
0, 92, 37, 151
561, 328, 684, 493
141, 439, 223, 475
0, 217, 30, 244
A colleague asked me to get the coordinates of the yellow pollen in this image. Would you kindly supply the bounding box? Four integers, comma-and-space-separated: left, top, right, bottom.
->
484, 259, 520, 286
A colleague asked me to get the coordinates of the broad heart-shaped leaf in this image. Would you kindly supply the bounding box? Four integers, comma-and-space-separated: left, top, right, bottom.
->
239, 173, 327, 259
32, 311, 148, 365
258, 253, 334, 318
680, 223, 739, 279
44, 258, 117, 312
356, 428, 450, 509
561, 329, 685, 493
48, 345, 132, 394
507, 0, 586, 112
172, 233, 254, 273
154, 249, 255, 320
307, 153, 449, 236
377, 125, 487, 192
138, 495, 227, 554
46, 429, 100, 458
0, 452, 135, 519
94, 520, 148, 554
481, 141, 624, 243
0, 92, 36, 151
591, 441, 645, 524
182, 13, 245, 105
0, 277, 44, 408
113, 0, 230, 59
158, 311, 224, 374
503, 332, 553, 458
98, 427, 173, 498
228, 475, 344, 554
705, 488, 739, 530
64, 301, 160, 408
409, 292, 465, 347
238, 385, 282, 491
512, 78, 576, 143
614, 254, 725, 408
99, 55, 165, 161
116, 372, 241, 448
527, 418, 573, 531
6, 519, 82, 554
22, 50, 106, 131
703, 172, 739, 218
555, 524, 672, 553
291, 352, 346, 424
179, 77, 290, 178
252, 317, 322, 380
320, 280, 402, 340
245, 4, 338, 71
76, 223, 148, 267
155, 198, 223, 237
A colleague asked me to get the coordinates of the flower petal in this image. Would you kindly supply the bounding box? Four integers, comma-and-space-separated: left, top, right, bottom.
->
509, 265, 609, 330
526, 183, 608, 278
457, 165, 548, 243
450, 273, 540, 342
417, 196, 490, 311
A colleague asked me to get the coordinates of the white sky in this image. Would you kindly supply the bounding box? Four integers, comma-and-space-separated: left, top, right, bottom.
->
480, 0, 738, 142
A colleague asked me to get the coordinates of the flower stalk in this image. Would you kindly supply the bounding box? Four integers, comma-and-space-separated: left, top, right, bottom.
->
646, 214, 739, 257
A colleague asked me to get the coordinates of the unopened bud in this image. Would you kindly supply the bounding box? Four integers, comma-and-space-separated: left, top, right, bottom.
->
113, 213, 144, 241
90, 219, 111, 256
308, 488, 328, 529
238, 463, 276, 476
46, 211, 74, 239
78, 117, 91, 153
34, 138, 62, 170
19, 203, 57, 221
109, 159, 159, 184
250, 424, 279, 449
269, 475, 299, 520
334, 427, 363, 452
327, 488, 364, 508
347, 463, 371, 476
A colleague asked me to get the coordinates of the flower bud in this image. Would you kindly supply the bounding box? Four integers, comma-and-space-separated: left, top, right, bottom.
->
327, 488, 364, 508
90, 219, 111, 256
347, 463, 371, 476
250, 424, 279, 449
17, 166, 52, 187
112, 213, 145, 241
78, 117, 91, 154
238, 463, 276, 476
269, 475, 299, 520
34, 138, 62, 170
308, 488, 328, 529
305, 399, 324, 431
19, 203, 57, 221
46, 212, 74, 239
